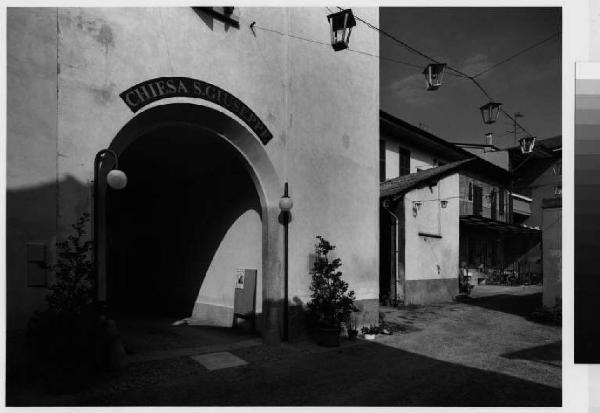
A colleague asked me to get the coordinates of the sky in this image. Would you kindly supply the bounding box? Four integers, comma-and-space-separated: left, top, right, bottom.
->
380, 7, 562, 149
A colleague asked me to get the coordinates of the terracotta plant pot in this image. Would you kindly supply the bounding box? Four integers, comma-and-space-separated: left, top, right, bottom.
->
318, 326, 341, 347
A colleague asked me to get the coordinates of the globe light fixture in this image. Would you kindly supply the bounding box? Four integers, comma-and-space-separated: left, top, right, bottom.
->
423, 63, 447, 91
480, 102, 502, 124
327, 9, 356, 51
279, 182, 293, 212
107, 169, 128, 190
94, 148, 127, 303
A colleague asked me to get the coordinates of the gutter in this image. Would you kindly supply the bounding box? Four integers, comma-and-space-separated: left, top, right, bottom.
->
382, 198, 400, 304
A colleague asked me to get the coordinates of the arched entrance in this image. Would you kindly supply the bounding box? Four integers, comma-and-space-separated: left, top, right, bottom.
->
97, 103, 284, 342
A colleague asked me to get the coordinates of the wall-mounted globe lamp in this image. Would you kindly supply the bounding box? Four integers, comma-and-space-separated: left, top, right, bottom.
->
480, 102, 502, 124
327, 9, 356, 51
423, 63, 447, 91
94, 149, 127, 304
519, 136, 536, 154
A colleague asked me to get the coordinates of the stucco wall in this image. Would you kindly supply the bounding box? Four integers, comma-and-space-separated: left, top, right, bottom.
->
7, 7, 380, 331
403, 173, 460, 304
193, 209, 262, 325
382, 137, 450, 181
7, 8, 59, 330
284, 7, 379, 312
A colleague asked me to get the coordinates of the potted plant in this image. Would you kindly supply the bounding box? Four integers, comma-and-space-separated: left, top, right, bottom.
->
361, 325, 379, 340
307, 236, 357, 347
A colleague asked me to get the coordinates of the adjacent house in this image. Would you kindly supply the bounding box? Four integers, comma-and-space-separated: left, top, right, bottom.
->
508, 136, 562, 308
379, 111, 541, 305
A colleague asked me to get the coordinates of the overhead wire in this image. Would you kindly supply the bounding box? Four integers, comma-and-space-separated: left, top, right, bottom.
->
344, 7, 557, 139
244, 8, 558, 142
472, 31, 561, 78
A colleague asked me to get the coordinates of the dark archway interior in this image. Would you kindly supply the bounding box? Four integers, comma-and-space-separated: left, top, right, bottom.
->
106, 125, 261, 319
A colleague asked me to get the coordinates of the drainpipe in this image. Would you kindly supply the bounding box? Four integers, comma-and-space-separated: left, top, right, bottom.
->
382, 198, 400, 305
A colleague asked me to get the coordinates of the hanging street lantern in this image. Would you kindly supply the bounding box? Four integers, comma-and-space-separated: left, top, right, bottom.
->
327, 9, 356, 51
479, 102, 502, 124
519, 136, 536, 154
423, 63, 447, 91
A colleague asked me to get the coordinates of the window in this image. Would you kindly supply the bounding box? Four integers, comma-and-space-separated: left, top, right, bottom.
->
473, 185, 483, 216
468, 182, 473, 201
379, 140, 386, 182
490, 190, 497, 220
499, 189, 505, 215
399, 147, 410, 176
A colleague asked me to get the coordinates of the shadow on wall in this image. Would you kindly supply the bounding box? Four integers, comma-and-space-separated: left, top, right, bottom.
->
6, 175, 91, 331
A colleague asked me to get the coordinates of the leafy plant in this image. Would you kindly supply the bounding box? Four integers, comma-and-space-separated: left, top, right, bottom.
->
27, 212, 102, 393
361, 324, 381, 335
46, 212, 95, 314
307, 236, 357, 328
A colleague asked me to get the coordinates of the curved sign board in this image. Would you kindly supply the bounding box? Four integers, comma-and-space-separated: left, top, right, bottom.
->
120, 77, 273, 144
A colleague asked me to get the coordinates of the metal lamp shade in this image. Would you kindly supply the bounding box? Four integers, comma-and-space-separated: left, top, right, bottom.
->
480, 102, 502, 124
327, 9, 356, 51
519, 136, 536, 154
423, 63, 447, 91
107, 169, 128, 190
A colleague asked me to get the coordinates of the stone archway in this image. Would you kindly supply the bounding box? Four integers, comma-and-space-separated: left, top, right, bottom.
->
97, 103, 284, 342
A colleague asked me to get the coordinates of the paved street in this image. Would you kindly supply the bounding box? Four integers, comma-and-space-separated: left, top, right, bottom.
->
7, 285, 560, 407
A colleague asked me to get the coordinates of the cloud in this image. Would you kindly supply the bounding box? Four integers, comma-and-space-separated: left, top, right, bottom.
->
389, 73, 438, 106
460, 53, 493, 78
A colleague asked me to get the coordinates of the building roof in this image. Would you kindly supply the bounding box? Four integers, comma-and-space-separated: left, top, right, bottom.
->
537, 135, 562, 150
506, 135, 562, 158
380, 110, 474, 162
452, 142, 502, 152
380, 159, 475, 199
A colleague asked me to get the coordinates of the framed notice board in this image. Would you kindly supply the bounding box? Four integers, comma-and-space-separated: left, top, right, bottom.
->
234, 269, 257, 318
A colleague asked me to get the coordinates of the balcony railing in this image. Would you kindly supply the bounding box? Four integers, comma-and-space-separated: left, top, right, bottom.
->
460, 200, 509, 223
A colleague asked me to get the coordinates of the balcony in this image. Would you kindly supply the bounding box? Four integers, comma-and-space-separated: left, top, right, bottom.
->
460, 200, 509, 223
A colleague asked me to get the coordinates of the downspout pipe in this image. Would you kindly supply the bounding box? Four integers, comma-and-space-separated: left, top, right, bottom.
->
382, 198, 400, 305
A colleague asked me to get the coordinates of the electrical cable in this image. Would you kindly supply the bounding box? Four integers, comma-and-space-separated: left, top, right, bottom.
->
472, 31, 560, 78
345, 7, 548, 138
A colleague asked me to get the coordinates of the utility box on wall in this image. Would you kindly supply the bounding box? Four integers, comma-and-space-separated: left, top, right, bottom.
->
234, 269, 257, 327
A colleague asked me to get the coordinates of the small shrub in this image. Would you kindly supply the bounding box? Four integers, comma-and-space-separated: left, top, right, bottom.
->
27, 213, 104, 393
307, 236, 357, 328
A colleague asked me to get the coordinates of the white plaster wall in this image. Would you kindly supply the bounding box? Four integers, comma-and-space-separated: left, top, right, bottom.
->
285, 7, 379, 306
7, 8, 59, 329
404, 173, 460, 281
192, 209, 262, 325
382, 136, 447, 181
55, 7, 292, 232
7, 7, 380, 329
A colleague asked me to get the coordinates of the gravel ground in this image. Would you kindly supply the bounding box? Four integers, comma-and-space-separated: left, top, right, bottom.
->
7, 285, 561, 406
